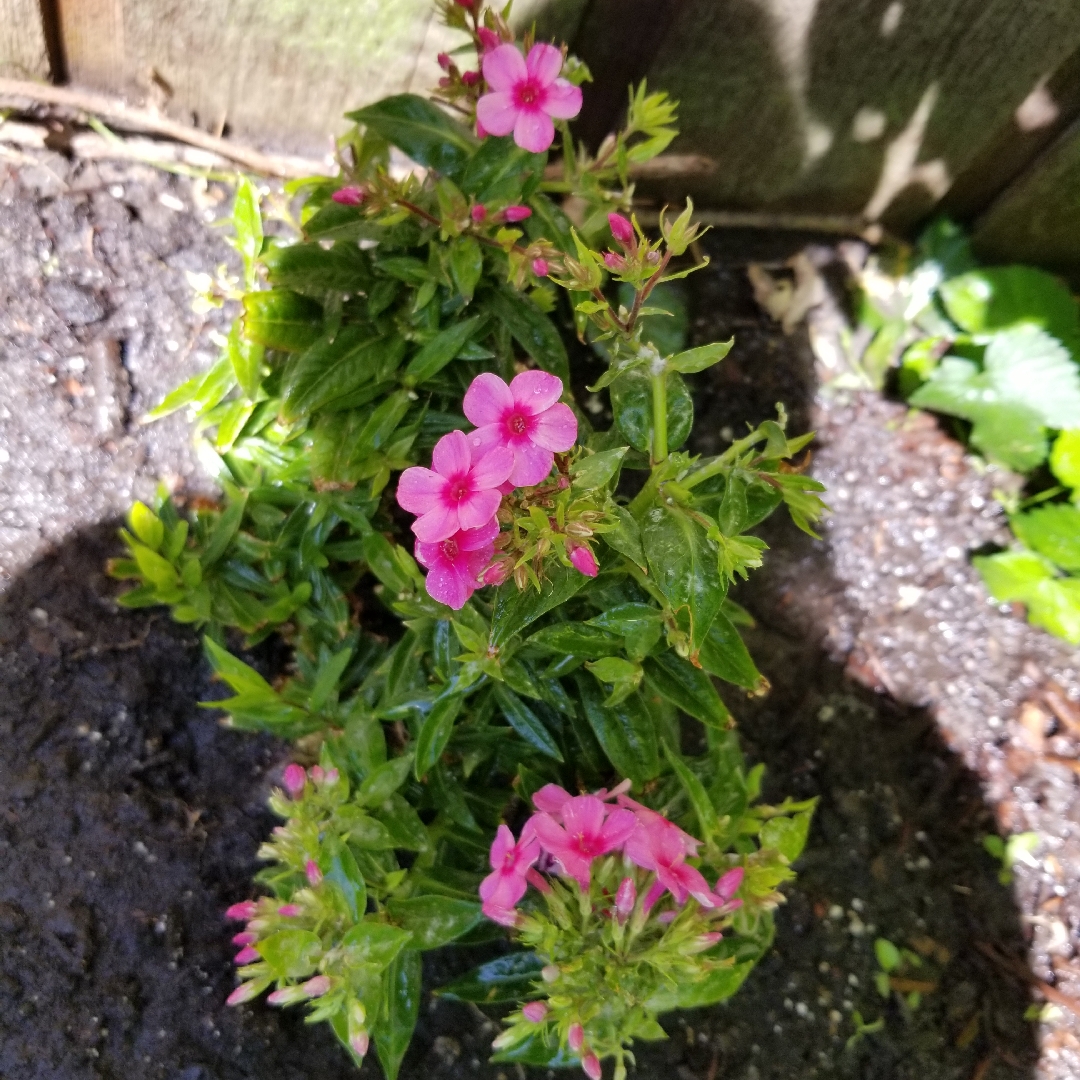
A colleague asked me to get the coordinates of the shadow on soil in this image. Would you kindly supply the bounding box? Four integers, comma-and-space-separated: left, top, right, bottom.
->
0, 230, 1037, 1080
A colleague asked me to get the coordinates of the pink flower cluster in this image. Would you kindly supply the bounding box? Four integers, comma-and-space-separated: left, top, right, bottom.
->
396, 371, 578, 609
479, 781, 744, 926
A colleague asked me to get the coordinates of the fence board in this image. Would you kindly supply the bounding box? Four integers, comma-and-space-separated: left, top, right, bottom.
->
0, 0, 49, 80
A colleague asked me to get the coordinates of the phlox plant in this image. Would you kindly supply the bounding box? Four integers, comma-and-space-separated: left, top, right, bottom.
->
110, 0, 825, 1076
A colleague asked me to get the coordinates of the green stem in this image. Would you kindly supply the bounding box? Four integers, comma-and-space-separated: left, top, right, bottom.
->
650, 368, 668, 463
681, 429, 767, 490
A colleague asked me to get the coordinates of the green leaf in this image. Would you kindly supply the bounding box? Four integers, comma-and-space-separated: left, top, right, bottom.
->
1051, 430, 1080, 491
491, 1031, 579, 1067
128, 502, 164, 551
308, 646, 353, 713
449, 236, 484, 303
460, 135, 543, 203
263, 240, 373, 296
619, 281, 689, 356
605, 504, 647, 569
200, 491, 247, 568
576, 675, 659, 783
940, 266, 1080, 355
404, 314, 487, 384
320, 836, 366, 921
874, 938, 902, 973
489, 562, 588, 648
588, 602, 663, 659
644, 651, 730, 729
436, 952, 544, 1003
283, 328, 405, 420
760, 809, 814, 862
493, 685, 563, 760
571, 446, 628, 491
386, 897, 482, 949
697, 610, 763, 691
373, 794, 429, 851
668, 338, 734, 374
647, 960, 755, 1011
203, 636, 276, 698
243, 290, 323, 352
373, 950, 422, 1080
610, 368, 693, 453
415, 694, 463, 778
663, 742, 718, 840
975, 550, 1080, 643
484, 285, 569, 380
641, 503, 724, 653
357, 754, 414, 806
585, 656, 643, 706
526, 622, 623, 657
1012, 504, 1080, 570
349, 94, 476, 177
232, 177, 263, 289
341, 920, 412, 971
257, 929, 322, 979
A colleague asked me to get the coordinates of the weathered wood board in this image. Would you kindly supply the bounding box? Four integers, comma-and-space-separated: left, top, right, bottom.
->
0, 0, 50, 80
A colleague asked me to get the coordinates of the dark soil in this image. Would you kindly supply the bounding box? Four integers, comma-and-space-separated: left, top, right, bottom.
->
1, 161, 1078, 1080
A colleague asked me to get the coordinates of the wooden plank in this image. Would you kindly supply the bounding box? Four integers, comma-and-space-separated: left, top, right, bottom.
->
972, 117, 1080, 273
56, 0, 125, 89
639, 0, 1080, 229
0, 0, 50, 80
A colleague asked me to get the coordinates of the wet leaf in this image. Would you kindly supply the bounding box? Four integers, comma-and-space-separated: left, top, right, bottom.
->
349, 94, 476, 177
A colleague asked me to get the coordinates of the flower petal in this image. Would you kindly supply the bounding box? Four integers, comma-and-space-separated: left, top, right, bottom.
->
509, 369, 563, 414
465, 545, 495, 580
561, 795, 606, 843
531, 812, 569, 853
425, 559, 473, 609
482, 43, 527, 91
432, 428, 472, 478
543, 78, 583, 120
413, 540, 444, 572
468, 444, 515, 489
598, 807, 638, 852
456, 487, 502, 531
525, 42, 563, 86
532, 783, 573, 815
530, 402, 577, 451
489, 824, 516, 870
508, 440, 554, 487
476, 92, 519, 137
396, 466, 447, 514
513, 108, 555, 154
464, 372, 514, 426
458, 516, 500, 550
412, 502, 459, 543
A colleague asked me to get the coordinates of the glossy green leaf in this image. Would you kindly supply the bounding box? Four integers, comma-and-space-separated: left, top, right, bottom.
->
128, 502, 164, 550
320, 835, 366, 921
461, 135, 543, 203
493, 684, 563, 760
610, 368, 693, 453
200, 492, 247, 568
668, 338, 734, 373
257, 929, 322, 979
341, 920, 412, 970
526, 621, 622, 657
357, 754, 414, 806
1051, 430, 1080, 492
373, 949, 422, 1080
647, 960, 755, 1011
644, 650, 730, 728
263, 241, 373, 296
242, 290, 323, 352
484, 284, 569, 380
226, 321, 263, 400
489, 562, 588, 648
405, 314, 487, 383
349, 94, 476, 176
415, 694, 463, 778
436, 951, 544, 1003
663, 742, 719, 840
588, 602, 663, 659
491, 1031, 579, 1067
1012, 504, 1080, 570
449, 236, 484, 303
373, 793, 429, 851
975, 550, 1080, 644
232, 177, 263, 288
697, 610, 763, 691
386, 896, 483, 949
202, 636, 276, 698
605, 504, 647, 569
760, 809, 814, 862
576, 675, 659, 783
571, 446, 628, 491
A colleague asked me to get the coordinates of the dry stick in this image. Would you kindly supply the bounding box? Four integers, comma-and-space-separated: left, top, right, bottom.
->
0, 77, 331, 179
974, 941, 1080, 1021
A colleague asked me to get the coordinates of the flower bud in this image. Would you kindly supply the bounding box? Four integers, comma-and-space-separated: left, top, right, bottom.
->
234, 945, 260, 965
331, 187, 365, 206
455, 0, 474, 7
232, 931, 257, 946
603, 251, 627, 273
504, 205, 532, 223
302, 975, 332, 998
324, 768, 339, 785
646, 249, 661, 265
583, 1052, 603, 1080
310, 765, 325, 784
282, 763, 306, 798
437, 52, 452, 71
225, 900, 258, 922
276, 903, 301, 918
461, 70, 480, 86
567, 1022, 584, 1052
522, 1000, 549, 1023
227, 980, 263, 1006
513, 564, 530, 591
350, 1030, 370, 1058
349, 999, 367, 1028
564, 520, 593, 539
470, 203, 487, 223
482, 557, 513, 586
267, 984, 308, 1006
568, 544, 599, 578
608, 213, 634, 246
477, 27, 500, 50
615, 877, 636, 920
305, 859, 323, 886
541, 964, 561, 984
532, 257, 549, 277
713, 866, 744, 903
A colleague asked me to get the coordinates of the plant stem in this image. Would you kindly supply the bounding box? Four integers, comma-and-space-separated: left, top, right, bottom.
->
681, 429, 767, 490
651, 368, 668, 463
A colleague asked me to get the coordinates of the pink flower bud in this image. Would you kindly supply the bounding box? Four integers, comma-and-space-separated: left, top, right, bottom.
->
532, 257, 549, 277
608, 213, 634, 247
657, 909, 676, 924
615, 877, 636, 919
225, 900, 258, 922
277, 904, 302, 917
603, 251, 627, 273
568, 544, 598, 578
646, 249, 661, 264
713, 866, 744, 902
504, 205, 532, 222
455, 0, 474, 7
226, 981, 262, 1006
232, 931, 257, 946
477, 27, 500, 50
303, 975, 332, 998
471, 204, 487, 222
234, 945, 260, 965
568, 1022, 584, 1052
526, 867, 552, 894
350, 1031, 370, 1058
462, 70, 480, 86
309, 765, 325, 784
305, 859, 323, 886
582, 1052, 602, 1080
699, 932, 723, 947
331, 187, 365, 206
324, 768, 339, 785
522, 1000, 549, 1023
282, 763, 306, 798
482, 557, 513, 586
267, 985, 305, 1006
437, 52, 452, 71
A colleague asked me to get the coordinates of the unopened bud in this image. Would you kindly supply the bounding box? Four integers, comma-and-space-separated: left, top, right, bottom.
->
455, 0, 474, 7
349, 999, 367, 1027
603, 251, 627, 273
331, 187, 365, 206
646, 249, 661, 264
437, 51, 452, 71
482, 558, 513, 586
350, 1031, 370, 1058
324, 768, 339, 785
477, 27, 500, 50
305, 859, 323, 886
615, 877, 636, 919
541, 964, 561, 984
234, 945, 260, 965
277, 903, 302, 917
226, 980, 263, 1006
564, 521, 594, 538
522, 1000, 549, 1023
232, 931, 257, 946
608, 212, 634, 247
309, 765, 325, 784
583, 1052, 602, 1080
471, 203, 487, 223
302, 975, 332, 998
462, 70, 480, 86
536, 536, 550, 557
225, 900, 258, 922
282, 763, 306, 798
568, 544, 599, 578
504, 205, 532, 223
567, 1022, 584, 1051
532, 257, 549, 277
513, 564, 529, 591
267, 984, 308, 1006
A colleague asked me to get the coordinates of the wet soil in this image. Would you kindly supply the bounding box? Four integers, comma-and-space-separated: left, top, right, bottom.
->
1, 163, 1078, 1080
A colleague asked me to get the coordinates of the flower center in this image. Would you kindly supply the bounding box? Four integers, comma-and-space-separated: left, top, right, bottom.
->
449, 480, 470, 502
441, 538, 459, 560
516, 80, 540, 107
507, 412, 528, 435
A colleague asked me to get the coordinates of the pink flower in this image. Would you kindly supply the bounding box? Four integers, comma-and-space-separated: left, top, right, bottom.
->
504, 204, 532, 222
397, 429, 514, 543
711, 866, 744, 905
332, 186, 365, 206
463, 371, 577, 487
415, 518, 499, 610
305, 859, 323, 886
583, 1051, 602, 1080
615, 877, 636, 920
568, 1023, 584, 1052
227, 981, 262, 1006
480, 823, 540, 924
530, 795, 636, 888
568, 544, 598, 577
282, 763, 306, 798
522, 1000, 549, 1022
476, 43, 583, 153
234, 945, 260, 965
608, 213, 634, 247
532, 257, 549, 277
624, 811, 713, 908
225, 901, 257, 922
310, 765, 325, 784
471, 203, 487, 222
476, 27, 501, 52
532, 782, 573, 815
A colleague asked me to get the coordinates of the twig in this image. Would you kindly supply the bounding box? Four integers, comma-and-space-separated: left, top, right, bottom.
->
0, 77, 332, 179
974, 941, 1080, 1021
